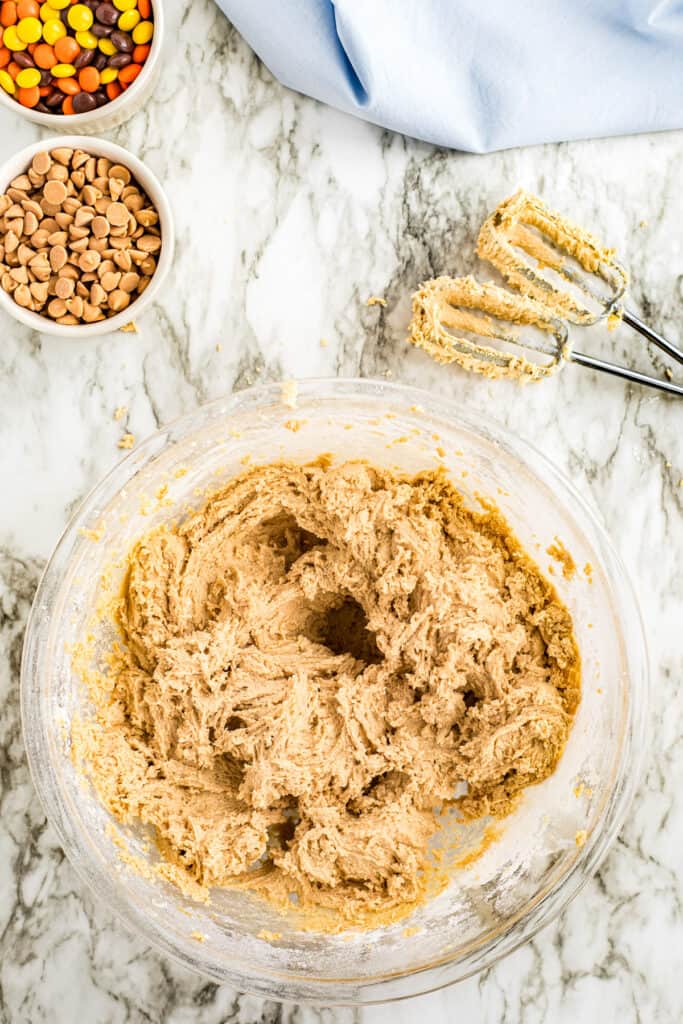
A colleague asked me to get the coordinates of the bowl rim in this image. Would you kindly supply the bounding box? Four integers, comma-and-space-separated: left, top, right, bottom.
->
0, 0, 164, 129
0, 133, 174, 336
19, 378, 651, 1003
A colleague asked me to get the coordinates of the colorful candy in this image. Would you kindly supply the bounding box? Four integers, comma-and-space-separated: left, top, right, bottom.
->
16, 15, 41, 42
15, 64, 39, 85
33, 42, 56, 66
0, 0, 152, 113
117, 8, 137, 31
0, 66, 15, 91
51, 60, 74, 76
2, 25, 25, 49
0, 2, 17, 27
17, 0, 39, 18
16, 81, 38, 104
53, 33, 77, 60
74, 28, 96, 47
41, 17, 64, 43
130, 18, 150, 44
77, 63, 98, 90
66, 4, 92, 32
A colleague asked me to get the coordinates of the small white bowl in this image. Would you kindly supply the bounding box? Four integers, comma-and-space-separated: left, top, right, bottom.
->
0, 0, 164, 133
0, 135, 174, 337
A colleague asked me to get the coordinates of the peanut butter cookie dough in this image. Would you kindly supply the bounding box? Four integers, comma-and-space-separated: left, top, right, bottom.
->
75, 460, 580, 926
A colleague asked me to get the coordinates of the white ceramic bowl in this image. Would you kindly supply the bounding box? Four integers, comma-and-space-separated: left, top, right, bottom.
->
0, 0, 163, 132
0, 134, 173, 337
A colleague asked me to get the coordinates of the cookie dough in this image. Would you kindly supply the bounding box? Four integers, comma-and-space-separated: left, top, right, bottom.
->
409, 274, 567, 381
476, 190, 628, 325
76, 460, 580, 926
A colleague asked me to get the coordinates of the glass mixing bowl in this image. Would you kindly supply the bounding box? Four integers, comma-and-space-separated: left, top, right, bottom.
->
21, 379, 649, 1004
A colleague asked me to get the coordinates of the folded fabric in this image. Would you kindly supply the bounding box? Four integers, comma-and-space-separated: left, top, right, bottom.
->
215, 0, 683, 153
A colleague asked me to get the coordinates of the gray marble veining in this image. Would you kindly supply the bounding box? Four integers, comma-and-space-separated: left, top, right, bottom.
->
0, 0, 682, 1020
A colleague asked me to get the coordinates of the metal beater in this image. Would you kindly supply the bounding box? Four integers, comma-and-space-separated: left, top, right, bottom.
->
410, 275, 683, 396
476, 190, 683, 367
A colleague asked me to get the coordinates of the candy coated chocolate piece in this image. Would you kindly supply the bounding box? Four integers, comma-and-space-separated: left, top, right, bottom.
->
94, 2, 117, 25
109, 28, 132, 51
107, 50, 130, 67
73, 46, 94, 68
72, 88, 96, 111
14, 51, 35, 68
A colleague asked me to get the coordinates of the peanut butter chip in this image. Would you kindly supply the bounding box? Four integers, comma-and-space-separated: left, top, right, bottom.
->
74, 208, 95, 228
50, 246, 67, 272
51, 148, 73, 166
119, 271, 140, 293
108, 289, 130, 312
113, 250, 132, 271
91, 216, 110, 238
10, 266, 28, 284
23, 211, 39, 236
82, 185, 99, 206
123, 192, 144, 213
82, 302, 102, 323
100, 270, 121, 292
47, 164, 68, 184
66, 296, 84, 319
55, 277, 74, 300
23, 198, 43, 218
78, 250, 101, 273
137, 209, 158, 227
90, 282, 106, 306
109, 178, 125, 202
109, 164, 132, 185
43, 180, 67, 206
17, 243, 34, 265
138, 234, 161, 254
107, 202, 129, 227
31, 152, 52, 177
30, 281, 48, 305
14, 284, 31, 307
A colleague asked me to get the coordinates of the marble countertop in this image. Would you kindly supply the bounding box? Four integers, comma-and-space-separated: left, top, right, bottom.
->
1, 1, 682, 1021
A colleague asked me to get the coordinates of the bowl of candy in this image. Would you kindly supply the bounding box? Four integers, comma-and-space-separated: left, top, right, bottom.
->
0, 0, 162, 130
0, 134, 173, 334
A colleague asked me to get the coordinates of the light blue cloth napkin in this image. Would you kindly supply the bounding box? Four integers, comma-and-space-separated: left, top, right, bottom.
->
216, 0, 683, 153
